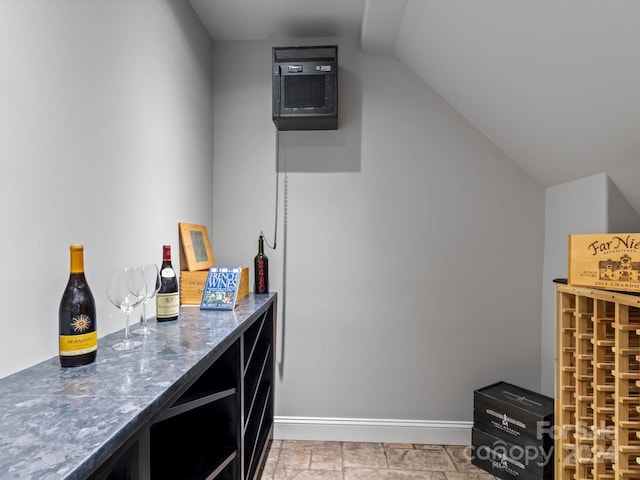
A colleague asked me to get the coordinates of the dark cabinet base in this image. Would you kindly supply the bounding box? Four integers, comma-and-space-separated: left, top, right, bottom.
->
87, 298, 276, 480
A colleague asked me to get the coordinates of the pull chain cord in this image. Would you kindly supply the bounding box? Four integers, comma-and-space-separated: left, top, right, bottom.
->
268, 119, 287, 380
278, 158, 288, 380
266, 64, 281, 251
264, 125, 279, 250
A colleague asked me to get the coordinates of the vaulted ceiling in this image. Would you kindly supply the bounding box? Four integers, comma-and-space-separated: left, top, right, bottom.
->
190, 0, 640, 215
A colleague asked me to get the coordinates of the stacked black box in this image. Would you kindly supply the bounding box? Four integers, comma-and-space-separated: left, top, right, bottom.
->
472, 381, 554, 480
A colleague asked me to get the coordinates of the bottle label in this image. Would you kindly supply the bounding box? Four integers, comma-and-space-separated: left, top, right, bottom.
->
256, 266, 267, 292
256, 259, 268, 293
161, 267, 176, 278
59, 331, 98, 356
157, 292, 179, 318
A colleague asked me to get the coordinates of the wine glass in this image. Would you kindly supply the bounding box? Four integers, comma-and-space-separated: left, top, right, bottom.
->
132, 264, 160, 336
107, 266, 147, 350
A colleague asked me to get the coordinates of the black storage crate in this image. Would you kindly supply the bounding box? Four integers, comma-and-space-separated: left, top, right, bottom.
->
474, 381, 554, 447
472, 382, 554, 480
472, 428, 553, 480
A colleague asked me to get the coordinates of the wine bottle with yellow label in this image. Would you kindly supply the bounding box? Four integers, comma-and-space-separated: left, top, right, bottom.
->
59, 244, 97, 367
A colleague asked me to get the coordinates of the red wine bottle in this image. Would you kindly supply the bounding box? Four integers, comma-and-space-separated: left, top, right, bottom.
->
59, 244, 97, 367
156, 244, 179, 321
254, 234, 269, 294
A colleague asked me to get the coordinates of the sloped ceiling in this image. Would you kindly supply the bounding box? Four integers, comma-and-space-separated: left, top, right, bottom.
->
190, 0, 640, 215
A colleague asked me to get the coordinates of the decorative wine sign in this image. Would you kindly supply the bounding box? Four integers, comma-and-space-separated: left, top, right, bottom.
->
178, 222, 215, 272
200, 266, 241, 310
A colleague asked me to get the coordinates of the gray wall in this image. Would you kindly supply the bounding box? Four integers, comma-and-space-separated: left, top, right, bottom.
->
0, 0, 213, 379
212, 37, 545, 442
540, 174, 608, 396
0, 1, 569, 444
540, 174, 640, 396
608, 176, 640, 233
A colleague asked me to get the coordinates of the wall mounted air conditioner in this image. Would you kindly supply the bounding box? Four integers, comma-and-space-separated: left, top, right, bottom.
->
272, 45, 338, 131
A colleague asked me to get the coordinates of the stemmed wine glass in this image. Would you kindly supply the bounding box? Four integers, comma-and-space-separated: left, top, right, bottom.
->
132, 264, 160, 336
107, 266, 147, 350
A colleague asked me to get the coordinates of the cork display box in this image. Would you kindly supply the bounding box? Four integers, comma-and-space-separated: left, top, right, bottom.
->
178, 222, 249, 305
568, 233, 640, 293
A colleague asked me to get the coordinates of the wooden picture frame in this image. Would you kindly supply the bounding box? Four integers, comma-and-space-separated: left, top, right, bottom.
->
178, 222, 215, 272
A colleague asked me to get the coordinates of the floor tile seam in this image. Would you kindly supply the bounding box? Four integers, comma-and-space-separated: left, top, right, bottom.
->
308, 447, 344, 471
264, 443, 282, 479
381, 441, 391, 469
443, 445, 466, 473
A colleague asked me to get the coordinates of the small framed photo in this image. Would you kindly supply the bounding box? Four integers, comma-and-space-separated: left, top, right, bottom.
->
178, 222, 215, 272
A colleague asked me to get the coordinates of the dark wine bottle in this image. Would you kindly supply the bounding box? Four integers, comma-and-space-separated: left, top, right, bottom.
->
59, 244, 97, 367
254, 233, 269, 294
156, 244, 179, 321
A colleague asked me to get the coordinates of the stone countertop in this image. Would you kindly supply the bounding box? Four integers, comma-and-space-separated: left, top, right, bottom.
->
0, 293, 276, 480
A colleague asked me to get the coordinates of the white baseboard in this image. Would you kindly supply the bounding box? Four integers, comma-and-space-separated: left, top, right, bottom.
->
273, 416, 473, 445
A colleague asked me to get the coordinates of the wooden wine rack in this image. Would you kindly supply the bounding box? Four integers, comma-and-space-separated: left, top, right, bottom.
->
556, 283, 640, 480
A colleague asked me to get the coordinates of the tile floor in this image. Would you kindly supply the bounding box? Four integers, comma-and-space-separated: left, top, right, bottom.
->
258, 440, 499, 480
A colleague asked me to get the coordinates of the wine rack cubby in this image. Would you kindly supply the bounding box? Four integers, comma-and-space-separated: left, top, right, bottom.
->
556, 283, 640, 480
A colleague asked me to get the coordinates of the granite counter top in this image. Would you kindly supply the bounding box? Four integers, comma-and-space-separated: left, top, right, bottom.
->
0, 293, 276, 480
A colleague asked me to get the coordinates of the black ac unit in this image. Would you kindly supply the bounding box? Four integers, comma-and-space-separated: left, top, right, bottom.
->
272, 45, 338, 131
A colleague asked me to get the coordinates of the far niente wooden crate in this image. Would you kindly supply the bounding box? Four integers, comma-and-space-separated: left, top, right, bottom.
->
180, 267, 249, 305
568, 233, 640, 292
